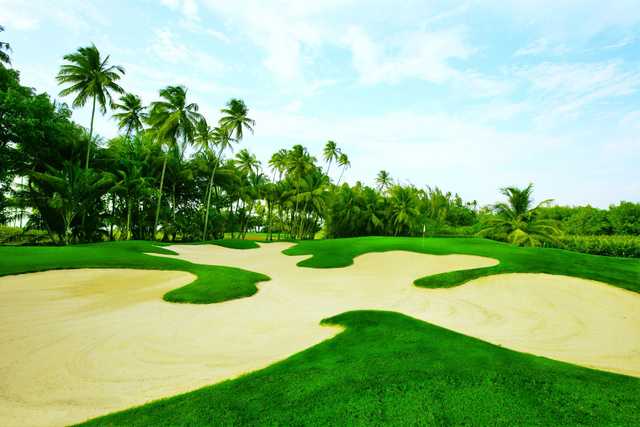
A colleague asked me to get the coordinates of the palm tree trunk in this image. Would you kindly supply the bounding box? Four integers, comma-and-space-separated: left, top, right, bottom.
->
153, 151, 169, 239
86, 95, 96, 170
202, 147, 222, 240
292, 177, 301, 239
267, 200, 273, 241
337, 167, 345, 185
126, 197, 132, 240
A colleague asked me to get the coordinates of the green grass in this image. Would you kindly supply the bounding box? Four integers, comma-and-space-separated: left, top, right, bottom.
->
78, 310, 640, 426
0, 240, 269, 304
284, 236, 640, 294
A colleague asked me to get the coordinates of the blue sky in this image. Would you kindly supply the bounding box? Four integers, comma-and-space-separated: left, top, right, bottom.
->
2, 0, 639, 207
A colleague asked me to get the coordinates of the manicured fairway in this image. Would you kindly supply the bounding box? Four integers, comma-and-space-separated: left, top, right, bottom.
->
78, 310, 640, 426
0, 240, 268, 303
284, 236, 640, 293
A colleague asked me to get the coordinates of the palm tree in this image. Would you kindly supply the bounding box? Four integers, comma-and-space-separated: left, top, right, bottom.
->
57, 44, 125, 169
147, 85, 201, 236
323, 140, 340, 176
376, 170, 392, 193
388, 185, 419, 236
287, 145, 315, 238
269, 149, 288, 181
336, 152, 351, 185
112, 93, 147, 137
219, 98, 254, 141
196, 120, 235, 240
235, 149, 261, 176
479, 184, 560, 247
0, 25, 11, 65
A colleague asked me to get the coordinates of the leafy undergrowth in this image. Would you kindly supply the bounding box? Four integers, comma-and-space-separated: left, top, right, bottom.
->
0, 240, 269, 303
283, 236, 640, 294
78, 311, 640, 426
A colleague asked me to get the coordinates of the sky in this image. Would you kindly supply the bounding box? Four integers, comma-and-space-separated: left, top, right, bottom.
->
1, 0, 639, 207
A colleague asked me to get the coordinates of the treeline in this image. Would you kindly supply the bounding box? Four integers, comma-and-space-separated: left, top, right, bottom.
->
1, 38, 639, 257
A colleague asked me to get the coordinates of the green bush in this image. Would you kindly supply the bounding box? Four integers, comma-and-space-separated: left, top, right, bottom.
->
556, 235, 640, 258
0, 226, 50, 245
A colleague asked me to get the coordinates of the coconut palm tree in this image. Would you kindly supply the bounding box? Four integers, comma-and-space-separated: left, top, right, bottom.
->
195, 120, 237, 238
147, 85, 201, 236
287, 145, 315, 238
479, 184, 560, 247
376, 170, 392, 193
336, 152, 351, 185
57, 44, 125, 169
323, 140, 340, 176
269, 149, 288, 181
219, 98, 254, 141
235, 148, 261, 176
112, 93, 147, 137
0, 25, 11, 65
388, 185, 419, 236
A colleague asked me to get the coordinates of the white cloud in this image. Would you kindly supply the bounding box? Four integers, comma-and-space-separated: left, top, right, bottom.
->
149, 29, 225, 72
514, 38, 569, 57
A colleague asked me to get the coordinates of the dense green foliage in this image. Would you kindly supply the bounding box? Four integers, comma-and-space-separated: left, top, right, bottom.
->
0, 240, 268, 303
78, 310, 640, 426
558, 234, 640, 258
284, 237, 640, 294
1, 40, 638, 254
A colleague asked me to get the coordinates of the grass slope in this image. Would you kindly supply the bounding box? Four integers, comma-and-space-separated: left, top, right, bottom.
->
78, 310, 640, 426
0, 240, 269, 303
284, 236, 640, 293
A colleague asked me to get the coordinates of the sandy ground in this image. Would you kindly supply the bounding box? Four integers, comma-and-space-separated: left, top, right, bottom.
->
0, 243, 639, 426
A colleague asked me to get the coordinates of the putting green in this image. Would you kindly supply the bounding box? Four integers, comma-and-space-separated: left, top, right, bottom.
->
0, 243, 639, 426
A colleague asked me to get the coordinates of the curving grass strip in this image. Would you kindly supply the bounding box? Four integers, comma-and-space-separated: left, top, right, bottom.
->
0, 240, 269, 304
283, 236, 640, 293
77, 310, 640, 426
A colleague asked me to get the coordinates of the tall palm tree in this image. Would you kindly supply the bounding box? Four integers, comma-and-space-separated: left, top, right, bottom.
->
112, 93, 147, 137
336, 152, 351, 185
323, 140, 340, 176
219, 98, 254, 141
269, 149, 288, 181
197, 121, 235, 240
235, 148, 261, 176
147, 85, 201, 236
388, 185, 419, 236
376, 170, 392, 193
57, 44, 125, 169
0, 25, 11, 65
479, 184, 560, 247
287, 145, 314, 238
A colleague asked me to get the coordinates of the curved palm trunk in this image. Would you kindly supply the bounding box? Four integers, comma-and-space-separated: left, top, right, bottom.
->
126, 196, 132, 240
337, 166, 346, 185
153, 151, 169, 240
86, 95, 96, 170
202, 147, 223, 240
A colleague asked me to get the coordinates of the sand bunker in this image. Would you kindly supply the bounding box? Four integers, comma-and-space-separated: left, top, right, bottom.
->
1, 243, 639, 426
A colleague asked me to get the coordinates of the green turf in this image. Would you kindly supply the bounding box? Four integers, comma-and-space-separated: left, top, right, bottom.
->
77, 310, 640, 426
0, 240, 269, 304
283, 236, 640, 294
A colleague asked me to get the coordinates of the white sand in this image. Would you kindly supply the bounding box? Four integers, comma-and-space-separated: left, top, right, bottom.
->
0, 243, 638, 427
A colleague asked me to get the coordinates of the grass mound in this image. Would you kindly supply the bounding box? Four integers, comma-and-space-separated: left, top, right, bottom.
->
78, 310, 640, 426
0, 240, 269, 304
284, 236, 640, 294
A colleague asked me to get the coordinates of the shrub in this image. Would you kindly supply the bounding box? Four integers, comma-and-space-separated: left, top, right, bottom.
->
555, 235, 640, 258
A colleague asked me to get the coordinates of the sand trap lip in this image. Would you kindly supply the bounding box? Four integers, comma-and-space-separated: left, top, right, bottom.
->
1, 244, 639, 427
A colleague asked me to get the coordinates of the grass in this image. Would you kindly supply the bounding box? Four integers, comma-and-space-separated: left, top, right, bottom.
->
283, 236, 640, 294
77, 310, 640, 426
0, 240, 269, 304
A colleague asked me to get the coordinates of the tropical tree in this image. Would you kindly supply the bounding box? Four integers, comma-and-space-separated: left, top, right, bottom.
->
376, 170, 392, 193
235, 148, 261, 176
219, 98, 254, 141
387, 185, 420, 236
323, 140, 340, 176
147, 85, 201, 236
286, 145, 315, 238
269, 148, 288, 181
112, 93, 147, 137
336, 152, 351, 185
56, 44, 125, 169
0, 25, 11, 65
196, 120, 235, 240
479, 184, 560, 247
